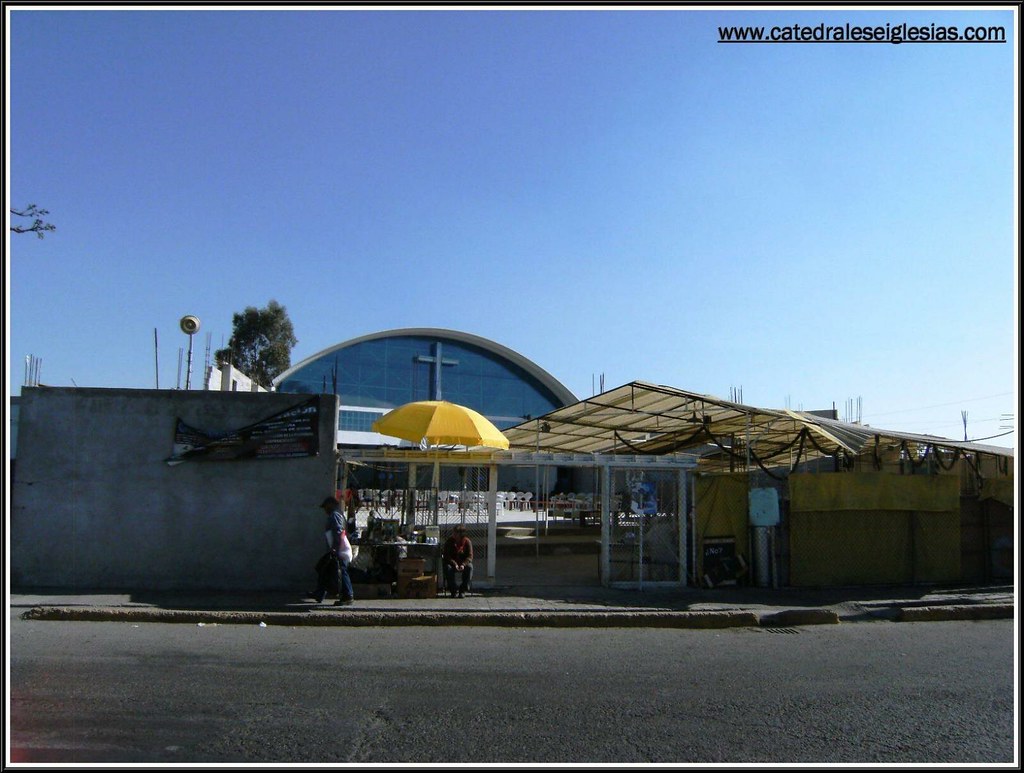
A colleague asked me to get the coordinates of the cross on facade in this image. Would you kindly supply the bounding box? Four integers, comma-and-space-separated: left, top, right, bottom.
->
415, 342, 459, 400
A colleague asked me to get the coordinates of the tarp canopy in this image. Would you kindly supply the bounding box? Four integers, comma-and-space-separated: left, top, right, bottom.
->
503, 381, 1013, 474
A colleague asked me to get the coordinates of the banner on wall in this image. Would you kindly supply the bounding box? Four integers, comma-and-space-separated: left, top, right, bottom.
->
166, 397, 320, 465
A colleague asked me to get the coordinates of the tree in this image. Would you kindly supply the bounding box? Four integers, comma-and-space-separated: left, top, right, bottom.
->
215, 300, 298, 388
11, 204, 56, 238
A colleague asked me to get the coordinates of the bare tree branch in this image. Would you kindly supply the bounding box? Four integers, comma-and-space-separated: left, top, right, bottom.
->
11, 204, 57, 239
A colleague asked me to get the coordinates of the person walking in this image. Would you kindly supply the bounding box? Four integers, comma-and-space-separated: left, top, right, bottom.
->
308, 496, 355, 605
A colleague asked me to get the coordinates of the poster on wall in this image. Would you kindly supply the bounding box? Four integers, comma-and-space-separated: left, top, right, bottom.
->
629, 476, 658, 515
165, 397, 320, 465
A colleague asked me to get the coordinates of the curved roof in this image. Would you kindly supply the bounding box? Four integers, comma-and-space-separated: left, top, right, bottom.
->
273, 327, 577, 406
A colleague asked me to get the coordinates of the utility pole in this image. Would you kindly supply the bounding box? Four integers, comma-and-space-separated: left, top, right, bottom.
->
180, 316, 201, 390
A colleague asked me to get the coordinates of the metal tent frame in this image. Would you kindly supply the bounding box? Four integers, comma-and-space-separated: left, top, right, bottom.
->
339, 448, 696, 589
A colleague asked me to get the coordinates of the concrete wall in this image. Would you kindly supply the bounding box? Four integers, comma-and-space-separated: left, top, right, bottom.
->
11, 387, 338, 592
205, 362, 267, 393
9, 396, 19, 458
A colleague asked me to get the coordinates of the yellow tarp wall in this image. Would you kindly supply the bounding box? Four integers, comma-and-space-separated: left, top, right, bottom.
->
980, 477, 1015, 508
694, 473, 749, 580
789, 473, 961, 587
791, 472, 959, 512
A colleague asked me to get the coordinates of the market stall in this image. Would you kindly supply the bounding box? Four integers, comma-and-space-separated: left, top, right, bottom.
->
348, 515, 442, 597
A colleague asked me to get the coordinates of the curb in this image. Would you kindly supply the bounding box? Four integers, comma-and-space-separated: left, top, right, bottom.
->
21, 603, 1014, 628
758, 609, 840, 626
22, 606, 759, 629
896, 603, 1015, 622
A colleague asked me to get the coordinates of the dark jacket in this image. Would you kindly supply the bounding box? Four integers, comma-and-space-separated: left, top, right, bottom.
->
442, 535, 473, 566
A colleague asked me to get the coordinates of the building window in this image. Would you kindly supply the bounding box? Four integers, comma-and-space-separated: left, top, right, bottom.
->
339, 410, 384, 432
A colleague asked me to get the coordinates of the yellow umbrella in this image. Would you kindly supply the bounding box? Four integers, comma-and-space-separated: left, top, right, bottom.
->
372, 401, 509, 525
371, 400, 510, 450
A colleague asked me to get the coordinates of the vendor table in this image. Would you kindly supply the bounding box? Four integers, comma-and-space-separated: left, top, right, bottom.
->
369, 541, 441, 577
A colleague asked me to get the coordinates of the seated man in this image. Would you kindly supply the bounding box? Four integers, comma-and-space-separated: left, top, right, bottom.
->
442, 524, 473, 598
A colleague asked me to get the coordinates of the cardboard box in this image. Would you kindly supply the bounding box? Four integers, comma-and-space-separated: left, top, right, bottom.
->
397, 558, 426, 576
396, 573, 422, 596
399, 574, 437, 599
408, 583, 437, 599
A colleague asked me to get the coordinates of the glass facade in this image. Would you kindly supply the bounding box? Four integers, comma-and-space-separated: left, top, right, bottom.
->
339, 410, 385, 432
277, 333, 570, 429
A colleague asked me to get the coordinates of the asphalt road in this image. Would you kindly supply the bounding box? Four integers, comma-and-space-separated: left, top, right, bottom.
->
7, 612, 1016, 765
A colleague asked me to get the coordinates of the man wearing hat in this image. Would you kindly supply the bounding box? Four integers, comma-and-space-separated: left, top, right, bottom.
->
442, 524, 473, 598
307, 496, 354, 605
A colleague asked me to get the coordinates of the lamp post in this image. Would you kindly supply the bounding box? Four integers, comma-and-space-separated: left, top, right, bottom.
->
180, 316, 201, 390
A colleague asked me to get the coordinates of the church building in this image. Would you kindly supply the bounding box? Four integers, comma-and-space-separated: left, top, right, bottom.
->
273, 328, 577, 446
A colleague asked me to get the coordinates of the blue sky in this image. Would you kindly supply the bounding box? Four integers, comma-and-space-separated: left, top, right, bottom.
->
7, 5, 1018, 449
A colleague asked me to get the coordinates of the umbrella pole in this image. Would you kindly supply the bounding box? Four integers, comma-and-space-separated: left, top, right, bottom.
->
406, 463, 417, 532
431, 459, 440, 527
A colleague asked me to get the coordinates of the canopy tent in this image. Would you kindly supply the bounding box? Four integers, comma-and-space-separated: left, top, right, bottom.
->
502, 381, 1013, 475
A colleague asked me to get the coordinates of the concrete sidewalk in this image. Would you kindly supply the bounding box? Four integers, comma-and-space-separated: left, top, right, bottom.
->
13, 582, 1015, 629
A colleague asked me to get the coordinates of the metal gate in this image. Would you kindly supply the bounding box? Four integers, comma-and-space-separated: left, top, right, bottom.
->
429, 464, 491, 571
356, 463, 492, 529
606, 468, 685, 587
341, 451, 694, 590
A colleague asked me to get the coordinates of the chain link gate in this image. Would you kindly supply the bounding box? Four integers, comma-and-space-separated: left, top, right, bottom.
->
343, 453, 694, 590
431, 464, 491, 578
607, 468, 684, 585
